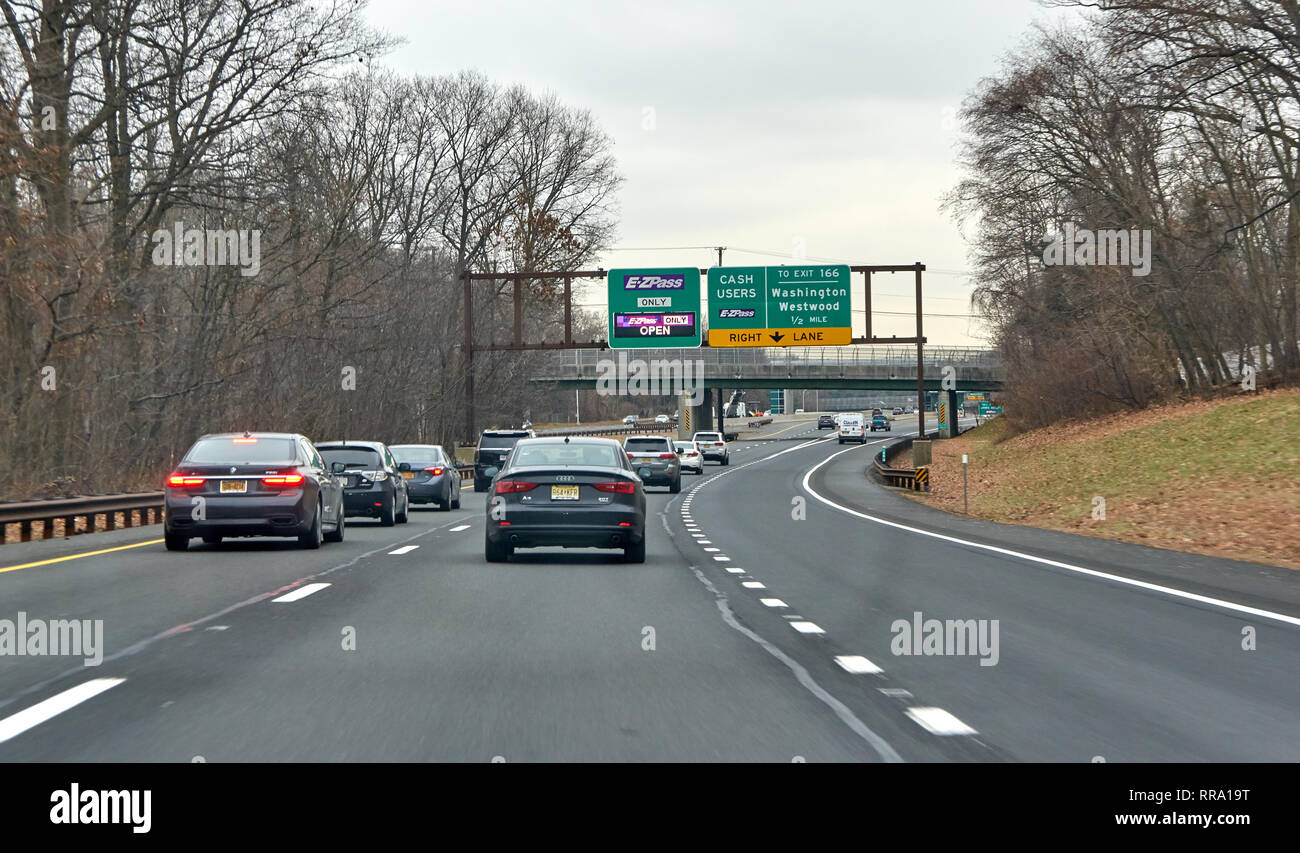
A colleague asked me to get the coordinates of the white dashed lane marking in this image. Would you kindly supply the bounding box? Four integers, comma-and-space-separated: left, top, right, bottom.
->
835, 655, 883, 675
449, 524, 470, 532
790, 621, 825, 635
388, 545, 420, 555
272, 583, 331, 603
760, 598, 787, 607
0, 678, 126, 745
905, 707, 977, 736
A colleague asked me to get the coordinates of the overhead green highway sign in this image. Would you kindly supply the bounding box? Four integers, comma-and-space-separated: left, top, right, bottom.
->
707, 264, 851, 346
606, 267, 702, 349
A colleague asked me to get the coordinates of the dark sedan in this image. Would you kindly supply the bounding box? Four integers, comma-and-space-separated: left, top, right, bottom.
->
483, 437, 647, 563
163, 432, 345, 550
316, 441, 409, 526
390, 444, 461, 510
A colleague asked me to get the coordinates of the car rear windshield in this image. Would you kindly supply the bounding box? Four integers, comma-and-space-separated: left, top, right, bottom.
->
480, 433, 527, 449
673, 442, 695, 452
390, 446, 445, 464
694, 433, 722, 441
186, 437, 297, 463
625, 437, 672, 452
511, 444, 619, 468
319, 447, 383, 468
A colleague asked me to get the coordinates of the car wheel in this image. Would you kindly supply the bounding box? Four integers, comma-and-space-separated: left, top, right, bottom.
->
164, 532, 189, 551
485, 532, 510, 562
379, 499, 396, 527
721, 455, 729, 466
396, 496, 409, 524
623, 537, 646, 563
299, 500, 324, 549
670, 476, 681, 494
201, 534, 222, 545
324, 507, 345, 543
452, 489, 461, 509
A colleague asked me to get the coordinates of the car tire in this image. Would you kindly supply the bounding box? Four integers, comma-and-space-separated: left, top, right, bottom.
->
623, 537, 646, 563
485, 532, 510, 563
669, 476, 681, 494
164, 532, 189, 551
396, 496, 409, 524
452, 489, 461, 509
324, 508, 345, 543
379, 499, 396, 527
202, 534, 222, 546
721, 455, 729, 466
299, 500, 324, 549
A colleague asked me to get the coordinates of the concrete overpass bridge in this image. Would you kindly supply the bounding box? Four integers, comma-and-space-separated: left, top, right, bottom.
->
527, 345, 1004, 392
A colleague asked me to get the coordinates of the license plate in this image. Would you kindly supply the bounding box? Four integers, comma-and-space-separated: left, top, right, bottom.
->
550, 485, 580, 500
220, 479, 247, 493
401, 471, 415, 479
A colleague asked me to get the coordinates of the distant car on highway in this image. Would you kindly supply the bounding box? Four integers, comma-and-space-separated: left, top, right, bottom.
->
692, 431, 729, 465
892, 407, 904, 416
316, 440, 410, 526
482, 436, 647, 563
838, 414, 867, 443
869, 413, 891, 432
623, 434, 682, 492
390, 444, 461, 510
475, 428, 534, 492
623, 414, 639, 425
673, 440, 703, 474
817, 414, 836, 429
655, 414, 670, 424
163, 431, 345, 551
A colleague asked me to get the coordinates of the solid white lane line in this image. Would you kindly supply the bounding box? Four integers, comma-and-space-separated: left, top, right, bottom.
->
790, 621, 825, 635
760, 598, 788, 607
449, 524, 471, 532
835, 655, 884, 675
905, 706, 977, 735
389, 545, 420, 555
272, 583, 331, 603
799, 445, 1300, 629
0, 678, 125, 745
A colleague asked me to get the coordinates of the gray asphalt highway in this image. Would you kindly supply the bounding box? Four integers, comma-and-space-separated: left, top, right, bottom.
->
1, 416, 1296, 761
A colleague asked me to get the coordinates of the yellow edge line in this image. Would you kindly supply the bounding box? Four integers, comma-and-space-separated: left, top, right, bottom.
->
0, 538, 165, 574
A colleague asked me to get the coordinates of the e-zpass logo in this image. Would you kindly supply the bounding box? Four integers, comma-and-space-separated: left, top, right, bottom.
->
623, 274, 685, 290
719, 308, 756, 318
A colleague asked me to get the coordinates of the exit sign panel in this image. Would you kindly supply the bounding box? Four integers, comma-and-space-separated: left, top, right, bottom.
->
707, 265, 851, 347
607, 268, 702, 348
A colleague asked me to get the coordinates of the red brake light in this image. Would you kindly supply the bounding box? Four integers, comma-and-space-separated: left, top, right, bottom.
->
495, 480, 538, 494
593, 481, 635, 494
262, 473, 305, 487
659, 453, 676, 459
424, 467, 445, 476
167, 475, 205, 487
232, 437, 257, 444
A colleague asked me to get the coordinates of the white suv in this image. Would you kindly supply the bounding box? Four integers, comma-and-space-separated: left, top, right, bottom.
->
692, 431, 729, 465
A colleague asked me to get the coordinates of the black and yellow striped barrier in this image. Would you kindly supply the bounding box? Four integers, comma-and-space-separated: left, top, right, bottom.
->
914, 466, 929, 491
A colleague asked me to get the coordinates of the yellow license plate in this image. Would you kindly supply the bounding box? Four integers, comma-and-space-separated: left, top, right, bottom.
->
550, 485, 580, 500
401, 471, 415, 479
220, 480, 247, 493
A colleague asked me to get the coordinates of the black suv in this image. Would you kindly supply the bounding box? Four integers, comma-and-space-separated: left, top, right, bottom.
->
315, 440, 409, 526
817, 414, 836, 429
475, 428, 535, 491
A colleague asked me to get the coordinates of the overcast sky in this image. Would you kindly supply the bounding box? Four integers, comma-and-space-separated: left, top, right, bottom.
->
363, 0, 1082, 346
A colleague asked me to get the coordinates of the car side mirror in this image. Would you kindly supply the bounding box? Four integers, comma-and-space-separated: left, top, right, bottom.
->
398, 462, 410, 472
330, 461, 346, 474
483, 466, 499, 479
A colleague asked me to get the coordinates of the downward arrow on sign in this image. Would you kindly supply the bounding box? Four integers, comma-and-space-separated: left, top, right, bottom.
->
769, 332, 785, 343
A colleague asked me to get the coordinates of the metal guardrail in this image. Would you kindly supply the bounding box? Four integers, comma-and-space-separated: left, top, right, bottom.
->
0, 493, 166, 543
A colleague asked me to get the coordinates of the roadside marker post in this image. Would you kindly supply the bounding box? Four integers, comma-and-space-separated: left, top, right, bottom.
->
962, 454, 968, 514
915, 466, 929, 492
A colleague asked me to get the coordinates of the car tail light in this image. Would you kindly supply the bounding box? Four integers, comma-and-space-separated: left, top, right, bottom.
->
362, 470, 387, 481
424, 467, 445, 476
167, 475, 204, 488
593, 481, 635, 494
658, 453, 676, 459
495, 480, 538, 494
263, 473, 305, 487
